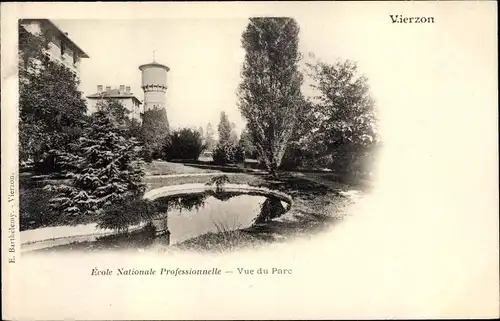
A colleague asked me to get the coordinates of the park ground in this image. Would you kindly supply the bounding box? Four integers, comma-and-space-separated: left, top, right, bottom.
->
145, 160, 367, 252
20, 160, 370, 252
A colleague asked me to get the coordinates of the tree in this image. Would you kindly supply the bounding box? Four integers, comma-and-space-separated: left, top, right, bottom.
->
280, 98, 317, 169
45, 108, 145, 223
238, 17, 304, 176
96, 99, 129, 123
306, 58, 379, 176
239, 127, 258, 159
229, 122, 239, 145
164, 128, 205, 161
212, 142, 245, 165
96, 99, 142, 140
217, 111, 232, 144
141, 107, 170, 162
204, 122, 216, 152
19, 23, 89, 173
214, 112, 242, 164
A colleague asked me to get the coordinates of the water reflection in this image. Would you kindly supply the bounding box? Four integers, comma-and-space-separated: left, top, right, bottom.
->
254, 196, 289, 224
32, 190, 291, 252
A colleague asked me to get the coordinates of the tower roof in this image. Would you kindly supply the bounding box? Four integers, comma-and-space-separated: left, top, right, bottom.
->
139, 62, 170, 72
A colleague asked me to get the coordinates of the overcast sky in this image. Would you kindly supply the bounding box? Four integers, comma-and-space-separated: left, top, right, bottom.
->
52, 14, 402, 135
50, 2, 495, 144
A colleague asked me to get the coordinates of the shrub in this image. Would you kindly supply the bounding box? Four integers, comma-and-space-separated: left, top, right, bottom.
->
280, 145, 316, 170
213, 142, 236, 165
164, 128, 205, 161
234, 144, 245, 163
20, 186, 59, 231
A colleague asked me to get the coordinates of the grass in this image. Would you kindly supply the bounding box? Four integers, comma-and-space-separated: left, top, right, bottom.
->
143, 160, 218, 176
145, 172, 265, 191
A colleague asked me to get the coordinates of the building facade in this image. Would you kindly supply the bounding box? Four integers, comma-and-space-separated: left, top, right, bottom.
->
86, 85, 143, 123
19, 19, 89, 76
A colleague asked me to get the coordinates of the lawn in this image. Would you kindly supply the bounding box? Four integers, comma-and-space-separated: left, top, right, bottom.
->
143, 160, 219, 176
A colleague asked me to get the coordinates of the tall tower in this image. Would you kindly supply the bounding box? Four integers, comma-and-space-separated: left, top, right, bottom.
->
139, 61, 170, 112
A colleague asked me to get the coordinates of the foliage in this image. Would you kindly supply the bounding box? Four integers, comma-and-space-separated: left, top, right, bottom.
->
204, 122, 216, 152
95, 99, 130, 124
126, 118, 143, 140
217, 111, 233, 144
205, 174, 230, 188
19, 24, 88, 173
95, 99, 144, 141
44, 108, 146, 222
234, 143, 246, 163
141, 107, 170, 162
20, 186, 59, 231
212, 141, 245, 165
238, 17, 304, 176
229, 123, 239, 146
280, 146, 316, 170
306, 58, 379, 176
238, 127, 258, 159
18, 22, 49, 76
164, 128, 205, 161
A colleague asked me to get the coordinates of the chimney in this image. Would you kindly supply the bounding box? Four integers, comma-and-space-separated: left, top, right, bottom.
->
105, 86, 111, 92
125, 86, 131, 93
97, 85, 103, 93
119, 85, 125, 93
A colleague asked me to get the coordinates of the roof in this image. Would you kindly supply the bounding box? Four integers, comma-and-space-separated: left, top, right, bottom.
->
139, 62, 170, 72
87, 88, 142, 104
21, 19, 90, 58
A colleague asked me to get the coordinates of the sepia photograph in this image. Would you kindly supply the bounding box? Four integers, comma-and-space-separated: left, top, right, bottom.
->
17, 17, 378, 253
2, 1, 498, 320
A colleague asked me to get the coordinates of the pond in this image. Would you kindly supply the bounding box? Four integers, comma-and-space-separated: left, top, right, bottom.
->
30, 188, 292, 252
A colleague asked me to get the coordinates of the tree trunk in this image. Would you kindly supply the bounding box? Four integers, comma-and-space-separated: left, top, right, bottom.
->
268, 163, 280, 179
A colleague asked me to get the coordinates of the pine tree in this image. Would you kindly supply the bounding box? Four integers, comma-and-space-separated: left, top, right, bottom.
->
217, 111, 232, 144
45, 109, 145, 223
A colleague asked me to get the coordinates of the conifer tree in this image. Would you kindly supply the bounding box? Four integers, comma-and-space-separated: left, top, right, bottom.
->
45, 108, 145, 223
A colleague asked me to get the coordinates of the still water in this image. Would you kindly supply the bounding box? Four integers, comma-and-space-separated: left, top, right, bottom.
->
33, 191, 290, 252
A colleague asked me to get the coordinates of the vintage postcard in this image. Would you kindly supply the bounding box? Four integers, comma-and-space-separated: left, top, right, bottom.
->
1, 1, 498, 320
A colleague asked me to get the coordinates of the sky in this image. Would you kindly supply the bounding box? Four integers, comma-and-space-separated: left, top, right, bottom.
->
53, 19, 252, 135
51, 13, 406, 136
47, 2, 495, 155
